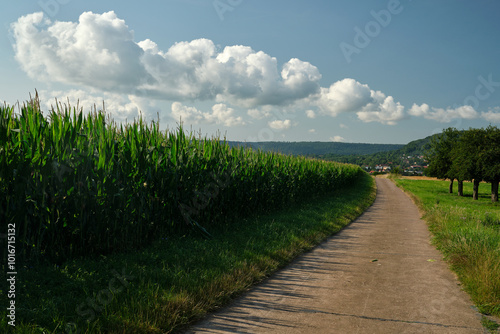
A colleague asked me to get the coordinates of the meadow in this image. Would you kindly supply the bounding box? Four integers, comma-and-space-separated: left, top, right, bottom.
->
0, 97, 375, 333
394, 177, 500, 320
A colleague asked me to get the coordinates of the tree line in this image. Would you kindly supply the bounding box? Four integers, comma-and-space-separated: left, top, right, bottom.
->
229, 141, 403, 157
426, 126, 500, 202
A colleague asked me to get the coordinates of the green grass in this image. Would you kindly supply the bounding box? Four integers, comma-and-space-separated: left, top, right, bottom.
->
394, 177, 500, 319
0, 169, 375, 333
482, 316, 500, 333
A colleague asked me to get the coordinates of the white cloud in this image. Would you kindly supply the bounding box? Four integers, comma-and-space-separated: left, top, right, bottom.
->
409, 103, 478, 122
11, 11, 321, 108
481, 107, 500, 123
330, 136, 345, 142
171, 102, 205, 123
306, 109, 316, 119
356, 91, 405, 125
38, 89, 157, 123
268, 119, 292, 130
308, 129, 316, 133
13, 11, 494, 129
308, 78, 405, 125
13, 12, 150, 92
281, 58, 322, 100
340, 123, 348, 129
247, 107, 271, 119
408, 103, 430, 118
171, 102, 244, 127
314, 78, 373, 117
209, 103, 245, 126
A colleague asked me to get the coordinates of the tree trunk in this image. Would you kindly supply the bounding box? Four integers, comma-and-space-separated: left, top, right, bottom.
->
448, 179, 454, 194
457, 180, 463, 197
473, 179, 480, 200
492, 180, 499, 202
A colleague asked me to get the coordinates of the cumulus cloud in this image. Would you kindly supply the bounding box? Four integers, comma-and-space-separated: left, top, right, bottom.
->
247, 106, 272, 119
38, 89, 157, 122
306, 78, 405, 125
209, 103, 245, 126
268, 119, 292, 130
13, 12, 151, 92
481, 107, 500, 123
356, 91, 406, 125
306, 109, 316, 118
171, 102, 205, 123
11, 11, 321, 108
171, 102, 244, 126
409, 103, 478, 122
12, 11, 495, 128
314, 78, 372, 117
330, 136, 345, 142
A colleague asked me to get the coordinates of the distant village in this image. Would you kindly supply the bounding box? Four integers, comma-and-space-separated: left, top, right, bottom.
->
363, 155, 428, 176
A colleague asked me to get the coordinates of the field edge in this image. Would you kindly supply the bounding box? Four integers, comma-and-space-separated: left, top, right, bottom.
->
2, 173, 377, 334
391, 176, 500, 331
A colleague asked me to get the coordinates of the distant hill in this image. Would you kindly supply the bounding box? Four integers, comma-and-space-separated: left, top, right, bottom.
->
228, 133, 439, 168
227, 141, 404, 157
317, 133, 439, 167
394, 134, 436, 157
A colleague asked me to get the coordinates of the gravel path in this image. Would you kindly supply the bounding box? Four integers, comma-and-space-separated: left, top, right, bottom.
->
185, 178, 485, 333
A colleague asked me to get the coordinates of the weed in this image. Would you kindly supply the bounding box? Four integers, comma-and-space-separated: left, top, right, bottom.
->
481, 316, 500, 333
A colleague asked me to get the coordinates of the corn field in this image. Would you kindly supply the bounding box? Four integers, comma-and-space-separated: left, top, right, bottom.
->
0, 96, 364, 264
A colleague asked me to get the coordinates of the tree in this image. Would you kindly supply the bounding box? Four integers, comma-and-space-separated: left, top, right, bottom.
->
425, 128, 461, 194
452, 128, 486, 200
448, 140, 465, 197
479, 126, 500, 202
391, 166, 401, 176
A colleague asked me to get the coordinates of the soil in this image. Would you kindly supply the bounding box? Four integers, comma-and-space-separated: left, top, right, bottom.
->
184, 178, 486, 333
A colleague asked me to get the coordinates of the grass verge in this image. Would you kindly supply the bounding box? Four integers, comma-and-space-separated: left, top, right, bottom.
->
393, 177, 500, 320
1, 173, 375, 333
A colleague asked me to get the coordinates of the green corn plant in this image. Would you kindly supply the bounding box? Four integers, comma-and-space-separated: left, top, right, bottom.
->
0, 94, 364, 264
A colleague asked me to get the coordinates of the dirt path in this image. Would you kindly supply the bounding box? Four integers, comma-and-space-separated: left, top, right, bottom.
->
184, 178, 485, 333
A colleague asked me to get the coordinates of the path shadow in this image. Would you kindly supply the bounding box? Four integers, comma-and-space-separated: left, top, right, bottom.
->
184, 228, 366, 333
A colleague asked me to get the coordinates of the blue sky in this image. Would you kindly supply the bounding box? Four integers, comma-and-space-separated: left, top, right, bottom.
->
1, 0, 500, 144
